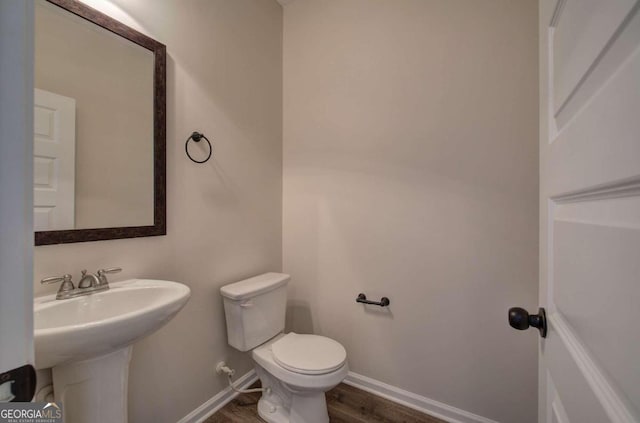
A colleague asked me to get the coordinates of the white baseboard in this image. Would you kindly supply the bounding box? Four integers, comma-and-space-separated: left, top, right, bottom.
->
343, 372, 499, 423
177, 369, 259, 423
177, 369, 497, 423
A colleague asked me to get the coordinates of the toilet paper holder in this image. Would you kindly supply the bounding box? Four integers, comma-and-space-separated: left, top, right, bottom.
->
356, 293, 390, 307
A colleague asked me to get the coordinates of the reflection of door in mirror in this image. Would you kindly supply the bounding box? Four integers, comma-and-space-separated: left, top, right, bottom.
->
34, 88, 76, 231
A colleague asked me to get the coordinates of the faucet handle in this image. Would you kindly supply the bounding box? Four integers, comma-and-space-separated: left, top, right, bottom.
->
98, 267, 122, 275
97, 267, 121, 286
41, 274, 73, 285
41, 274, 75, 299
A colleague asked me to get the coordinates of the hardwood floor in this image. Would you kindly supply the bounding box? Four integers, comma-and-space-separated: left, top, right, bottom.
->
205, 381, 445, 423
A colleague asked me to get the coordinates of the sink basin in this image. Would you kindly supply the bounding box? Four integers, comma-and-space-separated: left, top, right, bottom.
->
33, 279, 190, 423
34, 279, 190, 369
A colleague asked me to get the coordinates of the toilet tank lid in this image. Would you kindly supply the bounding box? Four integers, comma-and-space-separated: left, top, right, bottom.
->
220, 272, 290, 301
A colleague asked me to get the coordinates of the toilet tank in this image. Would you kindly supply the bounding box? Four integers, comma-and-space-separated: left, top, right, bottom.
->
220, 273, 290, 351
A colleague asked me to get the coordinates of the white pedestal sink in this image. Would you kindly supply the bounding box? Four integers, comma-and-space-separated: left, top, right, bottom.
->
34, 279, 190, 423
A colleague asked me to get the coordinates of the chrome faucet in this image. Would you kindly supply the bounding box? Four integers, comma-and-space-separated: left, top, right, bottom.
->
41, 267, 122, 300
78, 269, 101, 289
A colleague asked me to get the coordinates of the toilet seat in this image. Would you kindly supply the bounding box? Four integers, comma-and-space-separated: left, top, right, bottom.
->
271, 333, 347, 375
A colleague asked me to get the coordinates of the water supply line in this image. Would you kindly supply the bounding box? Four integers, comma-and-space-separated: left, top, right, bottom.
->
216, 362, 270, 395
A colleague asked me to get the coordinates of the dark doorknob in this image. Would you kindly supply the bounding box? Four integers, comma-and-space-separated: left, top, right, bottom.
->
508, 307, 547, 338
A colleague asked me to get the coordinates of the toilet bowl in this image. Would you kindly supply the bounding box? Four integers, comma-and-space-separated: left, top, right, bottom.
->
220, 273, 348, 423
253, 333, 348, 423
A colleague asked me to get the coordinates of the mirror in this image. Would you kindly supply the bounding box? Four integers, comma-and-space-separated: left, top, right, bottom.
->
34, 0, 166, 245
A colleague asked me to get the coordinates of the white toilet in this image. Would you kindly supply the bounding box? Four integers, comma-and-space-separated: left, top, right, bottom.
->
221, 273, 348, 423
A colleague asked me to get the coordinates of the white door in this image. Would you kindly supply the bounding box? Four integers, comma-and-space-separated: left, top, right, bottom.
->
34, 88, 75, 231
0, 0, 36, 402
539, 0, 640, 422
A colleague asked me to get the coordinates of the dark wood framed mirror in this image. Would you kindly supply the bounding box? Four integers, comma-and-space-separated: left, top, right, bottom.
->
34, 0, 166, 245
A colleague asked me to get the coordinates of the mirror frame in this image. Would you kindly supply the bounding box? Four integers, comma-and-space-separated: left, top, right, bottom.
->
35, 0, 166, 246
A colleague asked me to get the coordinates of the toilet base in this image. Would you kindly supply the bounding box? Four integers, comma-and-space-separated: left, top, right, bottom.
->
255, 365, 330, 423
257, 396, 289, 423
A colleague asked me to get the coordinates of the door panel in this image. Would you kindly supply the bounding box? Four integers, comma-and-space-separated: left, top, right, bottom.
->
554, 220, 640, 412
540, 0, 640, 422
553, 0, 640, 128
553, 0, 636, 114
545, 329, 611, 423
550, 48, 640, 194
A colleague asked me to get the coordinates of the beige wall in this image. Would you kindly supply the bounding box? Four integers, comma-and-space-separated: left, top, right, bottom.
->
33, 0, 283, 421
282, 1, 538, 422
35, 0, 155, 229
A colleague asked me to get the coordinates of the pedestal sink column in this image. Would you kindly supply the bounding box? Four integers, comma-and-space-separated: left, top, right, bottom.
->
52, 346, 132, 423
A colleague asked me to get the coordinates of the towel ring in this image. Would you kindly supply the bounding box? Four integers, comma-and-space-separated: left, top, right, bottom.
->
185, 131, 212, 163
